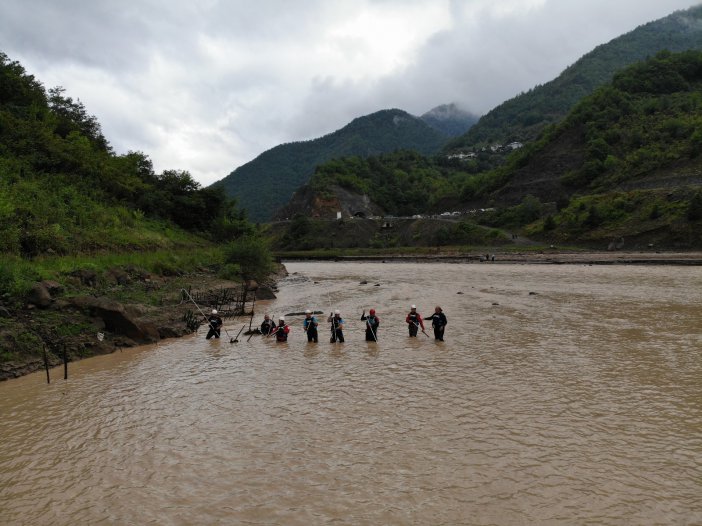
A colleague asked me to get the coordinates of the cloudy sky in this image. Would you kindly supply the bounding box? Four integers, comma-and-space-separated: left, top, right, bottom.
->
1, 0, 698, 185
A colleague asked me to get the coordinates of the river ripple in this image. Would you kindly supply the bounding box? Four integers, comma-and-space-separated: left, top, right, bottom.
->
1, 262, 700, 525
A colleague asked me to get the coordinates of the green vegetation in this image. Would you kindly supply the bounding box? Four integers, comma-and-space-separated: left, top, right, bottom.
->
0, 51, 252, 260
0, 51, 273, 309
309, 151, 460, 216
223, 236, 274, 282
524, 189, 700, 247
280, 51, 702, 249
446, 5, 702, 154
214, 109, 450, 222
516, 50, 702, 198
0, 247, 222, 302
271, 216, 509, 252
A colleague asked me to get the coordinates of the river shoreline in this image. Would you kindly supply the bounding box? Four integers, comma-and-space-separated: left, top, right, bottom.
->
0, 267, 283, 382
281, 250, 702, 265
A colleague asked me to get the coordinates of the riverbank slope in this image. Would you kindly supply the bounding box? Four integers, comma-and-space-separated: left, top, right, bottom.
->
0, 264, 283, 381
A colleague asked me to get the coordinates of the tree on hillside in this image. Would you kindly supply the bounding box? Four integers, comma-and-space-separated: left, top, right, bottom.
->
48, 86, 109, 152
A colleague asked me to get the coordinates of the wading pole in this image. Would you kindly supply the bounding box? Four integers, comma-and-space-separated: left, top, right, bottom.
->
63, 344, 68, 380
43, 344, 50, 384
365, 314, 378, 343
248, 291, 256, 332
415, 322, 430, 338
233, 324, 246, 343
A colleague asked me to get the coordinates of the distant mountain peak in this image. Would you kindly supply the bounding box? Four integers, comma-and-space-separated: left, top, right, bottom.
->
420, 103, 479, 137
212, 107, 448, 222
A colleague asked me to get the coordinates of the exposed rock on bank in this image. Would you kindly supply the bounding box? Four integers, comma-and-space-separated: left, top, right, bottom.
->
0, 267, 282, 381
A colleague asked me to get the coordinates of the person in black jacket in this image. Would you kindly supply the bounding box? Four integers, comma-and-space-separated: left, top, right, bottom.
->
303, 310, 319, 342
327, 310, 345, 343
424, 306, 447, 341
260, 313, 275, 336
360, 308, 380, 341
206, 309, 223, 339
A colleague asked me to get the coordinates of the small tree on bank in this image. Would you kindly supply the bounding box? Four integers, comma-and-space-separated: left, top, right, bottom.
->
223, 236, 273, 282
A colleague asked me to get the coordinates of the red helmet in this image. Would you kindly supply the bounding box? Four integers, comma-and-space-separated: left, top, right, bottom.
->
369, 309, 376, 315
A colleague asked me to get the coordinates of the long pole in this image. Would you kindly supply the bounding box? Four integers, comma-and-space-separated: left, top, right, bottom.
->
412, 321, 430, 338
181, 288, 235, 342
63, 344, 68, 380
362, 310, 377, 342
248, 291, 257, 332
232, 324, 246, 343
43, 344, 50, 384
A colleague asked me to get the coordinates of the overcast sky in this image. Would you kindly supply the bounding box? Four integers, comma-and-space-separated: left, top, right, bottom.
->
1, 0, 699, 185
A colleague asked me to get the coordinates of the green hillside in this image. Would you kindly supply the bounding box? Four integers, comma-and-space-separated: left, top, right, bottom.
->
447, 4, 702, 153
213, 109, 449, 222
0, 52, 254, 292
282, 51, 702, 249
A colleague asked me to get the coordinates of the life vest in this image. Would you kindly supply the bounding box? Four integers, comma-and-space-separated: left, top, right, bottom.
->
275, 326, 289, 342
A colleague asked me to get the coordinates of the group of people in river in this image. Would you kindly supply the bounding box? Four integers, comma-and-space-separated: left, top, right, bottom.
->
256, 305, 447, 343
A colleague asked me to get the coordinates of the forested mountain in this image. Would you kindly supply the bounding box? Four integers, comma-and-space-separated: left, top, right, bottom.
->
420, 103, 479, 137
0, 52, 249, 259
446, 4, 702, 153
280, 51, 702, 248
212, 109, 449, 222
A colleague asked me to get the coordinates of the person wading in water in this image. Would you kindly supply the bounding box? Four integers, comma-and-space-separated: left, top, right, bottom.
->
303, 309, 319, 342
272, 317, 290, 342
206, 309, 223, 339
361, 308, 380, 341
424, 306, 447, 341
327, 310, 345, 343
405, 305, 425, 337
260, 314, 275, 336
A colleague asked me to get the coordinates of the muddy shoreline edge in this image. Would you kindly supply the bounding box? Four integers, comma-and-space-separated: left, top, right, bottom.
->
0, 266, 286, 382
280, 250, 702, 266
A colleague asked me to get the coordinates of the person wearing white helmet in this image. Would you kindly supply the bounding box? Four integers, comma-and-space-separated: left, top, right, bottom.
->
205, 308, 223, 340
405, 304, 425, 337
327, 309, 345, 343
303, 309, 319, 343
273, 316, 290, 342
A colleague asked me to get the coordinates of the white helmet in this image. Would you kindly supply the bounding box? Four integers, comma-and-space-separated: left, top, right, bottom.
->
279, 316, 285, 322
334, 310, 340, 315
410, 305, 416, 309
305, 309, 311, 314
212, 309, 218, 314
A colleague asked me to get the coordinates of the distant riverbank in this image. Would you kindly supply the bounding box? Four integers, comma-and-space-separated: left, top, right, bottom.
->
280, 250, 702, 266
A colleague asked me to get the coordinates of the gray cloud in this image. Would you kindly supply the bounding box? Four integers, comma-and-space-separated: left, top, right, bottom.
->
1, 0, 698, 184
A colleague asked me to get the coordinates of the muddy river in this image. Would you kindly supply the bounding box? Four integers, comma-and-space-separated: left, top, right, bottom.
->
1, 262, 700, 525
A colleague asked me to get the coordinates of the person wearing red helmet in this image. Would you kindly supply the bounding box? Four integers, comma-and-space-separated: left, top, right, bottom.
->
361, 308, 380, 342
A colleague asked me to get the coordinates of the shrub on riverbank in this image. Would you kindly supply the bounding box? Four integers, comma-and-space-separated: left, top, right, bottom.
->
223, 236, 274, 282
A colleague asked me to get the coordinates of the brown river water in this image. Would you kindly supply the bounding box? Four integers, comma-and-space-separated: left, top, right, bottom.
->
1, 261, 701, 525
